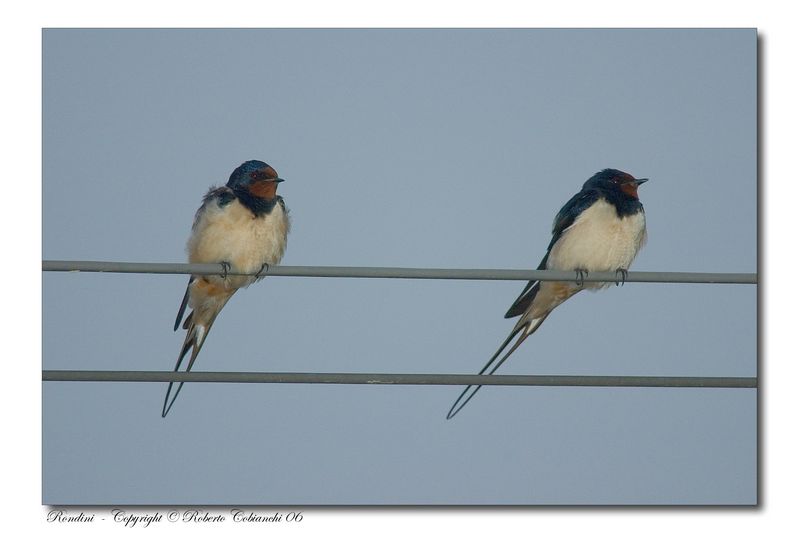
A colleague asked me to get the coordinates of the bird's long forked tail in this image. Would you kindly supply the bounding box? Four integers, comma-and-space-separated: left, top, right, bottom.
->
161, 317, 215, 418
446, 313, 551, 420
162, 297, 230, 417
163, 278, 234, 417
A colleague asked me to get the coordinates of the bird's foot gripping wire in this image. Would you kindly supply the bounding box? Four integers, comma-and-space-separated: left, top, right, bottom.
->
220, 261, 231, 280
615, 268, 628, 287
255, 262, 270, 278
574, 268, 588, 287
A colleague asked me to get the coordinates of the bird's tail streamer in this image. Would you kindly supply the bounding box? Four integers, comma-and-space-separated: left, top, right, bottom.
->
446, 313, 551, 420
161, 315, 217, 417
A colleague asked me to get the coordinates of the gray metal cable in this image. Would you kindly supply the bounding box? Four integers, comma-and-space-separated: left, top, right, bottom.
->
42, 261, 756, 389
42, 371, 757, 388
42, 260, 757, 284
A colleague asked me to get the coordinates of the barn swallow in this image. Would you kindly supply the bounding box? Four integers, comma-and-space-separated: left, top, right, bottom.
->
162, 160, 290, 417
446, 168, 648, 419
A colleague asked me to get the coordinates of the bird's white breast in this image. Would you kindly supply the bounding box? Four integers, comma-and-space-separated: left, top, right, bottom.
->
188, 197, 289, 289
547, 198, 646, 279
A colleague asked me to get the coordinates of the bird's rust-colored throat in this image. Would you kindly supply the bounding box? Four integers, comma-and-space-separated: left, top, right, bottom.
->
620, 181, 641, 199
248, 180, 280, 199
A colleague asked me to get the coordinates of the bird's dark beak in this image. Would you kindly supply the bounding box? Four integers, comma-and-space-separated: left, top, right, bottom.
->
635, 178, 649, 186
273, 177, 285, 183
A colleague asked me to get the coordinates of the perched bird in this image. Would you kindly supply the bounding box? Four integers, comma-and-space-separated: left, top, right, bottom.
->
446, 168, 648, 419
162, 160, 290, 417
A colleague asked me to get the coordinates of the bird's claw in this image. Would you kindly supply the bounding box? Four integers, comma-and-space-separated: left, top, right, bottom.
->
574, 268, 588, 287
615, 268, 628, 287
256, 262, 270, 277
220, 261, 231, 280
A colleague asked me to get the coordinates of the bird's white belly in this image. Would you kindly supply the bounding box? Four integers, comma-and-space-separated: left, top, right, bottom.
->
547, 198, 646, 276
188, 200, 289, 288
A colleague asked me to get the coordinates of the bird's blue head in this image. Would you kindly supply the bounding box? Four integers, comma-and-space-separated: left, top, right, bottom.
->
584, 168, 648, 199
227, 160, 284, 199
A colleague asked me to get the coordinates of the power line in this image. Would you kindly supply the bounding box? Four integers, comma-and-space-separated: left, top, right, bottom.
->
42, 261, 756, 391
42, 260, 757, 284
42, 370, 757, 388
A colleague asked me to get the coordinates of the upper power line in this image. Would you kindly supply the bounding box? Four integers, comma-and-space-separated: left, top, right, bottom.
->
42, 260, 757, 284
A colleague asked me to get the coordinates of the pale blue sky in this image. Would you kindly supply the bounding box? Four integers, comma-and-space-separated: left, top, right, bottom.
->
42, 28, 756, 504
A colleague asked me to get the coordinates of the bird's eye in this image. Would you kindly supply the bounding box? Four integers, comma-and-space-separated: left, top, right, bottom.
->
250, 171, 258, 179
